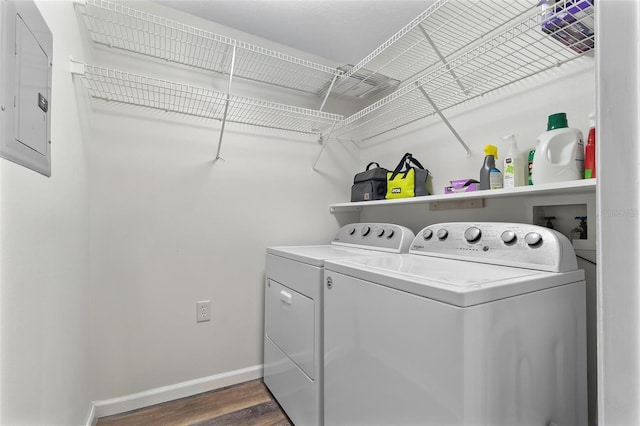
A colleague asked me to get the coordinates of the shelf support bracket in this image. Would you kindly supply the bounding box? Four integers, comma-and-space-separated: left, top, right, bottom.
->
418, 24, 469, 96
319, 72, 340, 111
417, 85, 471, 157
215, 43, 237, 164
312, 122, 338, 171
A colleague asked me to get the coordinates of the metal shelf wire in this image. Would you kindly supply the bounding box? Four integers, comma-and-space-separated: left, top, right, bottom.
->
333, 0, 595, 142
75, 0, 340, 96
337, 0, 536, 95
75, 64, 343, 135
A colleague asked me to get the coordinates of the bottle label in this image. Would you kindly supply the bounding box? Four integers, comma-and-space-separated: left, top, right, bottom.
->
490, 171, 503, 190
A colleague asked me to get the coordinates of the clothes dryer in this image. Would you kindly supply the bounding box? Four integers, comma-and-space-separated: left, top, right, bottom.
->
324, 222, 587, 426
264, 223, 414, 426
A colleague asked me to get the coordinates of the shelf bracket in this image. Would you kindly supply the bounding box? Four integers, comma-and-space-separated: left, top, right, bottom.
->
319, 72, 339, 111
312, 122, 338, 171
215, 43, 237, 164
418, 24, 469, 96
417, 85, 471, 157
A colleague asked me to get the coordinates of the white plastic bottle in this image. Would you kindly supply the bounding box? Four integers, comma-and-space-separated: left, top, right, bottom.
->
532, 113, 584, 185
502, 134, 525, 188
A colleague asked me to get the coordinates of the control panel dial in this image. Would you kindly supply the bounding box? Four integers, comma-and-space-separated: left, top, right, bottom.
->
422, 229, 433, 240
361, 226, 371, 237
386, 229, 395, 239
464, 227, 482, 242
377, 228, 385, 237
501, 230, 517, 244
525, 232, 542, 246
436, 229, 448, 240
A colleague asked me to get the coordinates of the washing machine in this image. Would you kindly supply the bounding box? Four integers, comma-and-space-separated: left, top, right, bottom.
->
323, 222, 587, 426
264, 223, 415, 426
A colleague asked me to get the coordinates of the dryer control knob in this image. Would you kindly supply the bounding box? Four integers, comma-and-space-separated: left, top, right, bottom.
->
525, 232, 542, 246
386, 229, 395, 239
437, 229, 448, 240
422, 229, 433, 240
501, 230, 517, 244
377, 228, 385, 237
361, 226, 371, 237
349, 227, 356, 235
464, 227, 482, 242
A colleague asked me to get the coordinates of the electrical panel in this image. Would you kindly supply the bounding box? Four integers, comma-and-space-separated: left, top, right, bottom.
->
0, 0, 52, 176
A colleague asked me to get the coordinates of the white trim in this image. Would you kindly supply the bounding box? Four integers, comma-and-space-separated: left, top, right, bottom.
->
91, 364, 263, 419
85, 404, 97, 426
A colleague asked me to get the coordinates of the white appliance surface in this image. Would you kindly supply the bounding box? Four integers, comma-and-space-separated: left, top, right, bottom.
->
264, 223, 414, 426
323, 222, 588, 426
325, 254, 584, 307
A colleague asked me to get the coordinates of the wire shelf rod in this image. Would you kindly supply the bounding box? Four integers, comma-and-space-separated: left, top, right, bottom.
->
72, 63, 343, 135
76, 0, 340, 95
334, 0, 593, 142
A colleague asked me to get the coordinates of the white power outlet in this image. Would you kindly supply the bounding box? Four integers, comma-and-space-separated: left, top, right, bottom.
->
196, 300, 211, 323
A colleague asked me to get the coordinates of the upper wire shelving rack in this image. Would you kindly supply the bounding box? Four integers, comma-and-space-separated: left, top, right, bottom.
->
72, 63, 342, 136
75, 0, 341, 97
332, 0, 595, 144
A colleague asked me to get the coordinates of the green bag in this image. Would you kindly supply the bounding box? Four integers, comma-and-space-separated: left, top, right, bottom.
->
386, 153, 432, 199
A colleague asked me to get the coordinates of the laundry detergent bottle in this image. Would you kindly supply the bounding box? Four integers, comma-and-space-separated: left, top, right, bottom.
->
584, 112, 596, 178
479, 144, 502, 190
532, 112, 584, 185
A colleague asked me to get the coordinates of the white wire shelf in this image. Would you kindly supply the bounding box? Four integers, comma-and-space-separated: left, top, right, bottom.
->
73, 64, 343, 135
75, 0, 340, 96
337, 0, 535, 96
333, 0, 595, 142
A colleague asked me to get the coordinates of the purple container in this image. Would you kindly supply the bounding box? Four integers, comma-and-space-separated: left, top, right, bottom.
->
541, 0, 594, 53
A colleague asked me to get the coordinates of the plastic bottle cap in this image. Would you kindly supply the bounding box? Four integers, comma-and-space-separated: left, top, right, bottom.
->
547, 113, 568, 130
484, 144, 498, 159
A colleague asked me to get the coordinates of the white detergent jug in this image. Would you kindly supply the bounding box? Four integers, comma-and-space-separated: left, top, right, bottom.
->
532, 112, 584, 185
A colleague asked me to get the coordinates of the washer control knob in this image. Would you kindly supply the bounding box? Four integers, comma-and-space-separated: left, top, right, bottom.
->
361, 226, 371, 237
437, 229, 448, 240
348, 227, 356, 235
377, 228, 385, 237
501, 230, 517, 244
464, 226, 482, 242
525, 232, 542, 246
386, 229, 395, 239
422, 229, 433, 240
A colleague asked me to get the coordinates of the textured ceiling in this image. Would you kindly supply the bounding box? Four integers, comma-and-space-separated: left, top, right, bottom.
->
152, 0, 430, 64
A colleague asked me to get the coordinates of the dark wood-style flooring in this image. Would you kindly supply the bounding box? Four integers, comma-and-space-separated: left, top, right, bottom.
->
96, 379, 292, 426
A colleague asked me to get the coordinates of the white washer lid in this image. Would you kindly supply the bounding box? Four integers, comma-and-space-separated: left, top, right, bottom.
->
324, 254, 585, 307
267, 245, 388, 267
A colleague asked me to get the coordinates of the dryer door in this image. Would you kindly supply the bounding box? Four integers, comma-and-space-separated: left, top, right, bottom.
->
266, 279, 314, 379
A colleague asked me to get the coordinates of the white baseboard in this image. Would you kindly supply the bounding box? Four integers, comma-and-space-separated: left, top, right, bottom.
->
90, 364, 263, 420
85, 404, 97, 426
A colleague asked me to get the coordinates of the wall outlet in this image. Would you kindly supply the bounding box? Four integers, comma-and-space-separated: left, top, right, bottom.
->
196, 300, 211, 323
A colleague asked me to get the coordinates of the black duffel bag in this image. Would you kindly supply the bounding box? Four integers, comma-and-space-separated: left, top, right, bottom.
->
351, 162, 388, 202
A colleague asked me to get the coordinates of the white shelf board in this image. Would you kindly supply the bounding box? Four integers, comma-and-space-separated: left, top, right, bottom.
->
330, 179, 596, 213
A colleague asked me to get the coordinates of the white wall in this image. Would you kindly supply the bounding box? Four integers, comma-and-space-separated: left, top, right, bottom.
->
84, 1, 357, 402
597, 1, 640, 424
0, 1, 91, 424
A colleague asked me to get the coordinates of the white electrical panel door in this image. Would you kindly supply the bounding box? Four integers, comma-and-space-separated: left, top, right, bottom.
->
0, 0, 52, 176
15, 14, 49, 155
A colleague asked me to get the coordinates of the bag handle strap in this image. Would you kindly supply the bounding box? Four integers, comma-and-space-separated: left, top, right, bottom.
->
390, 153, 413, 180
366, 162, 381, 170
405, 154, 432, 175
